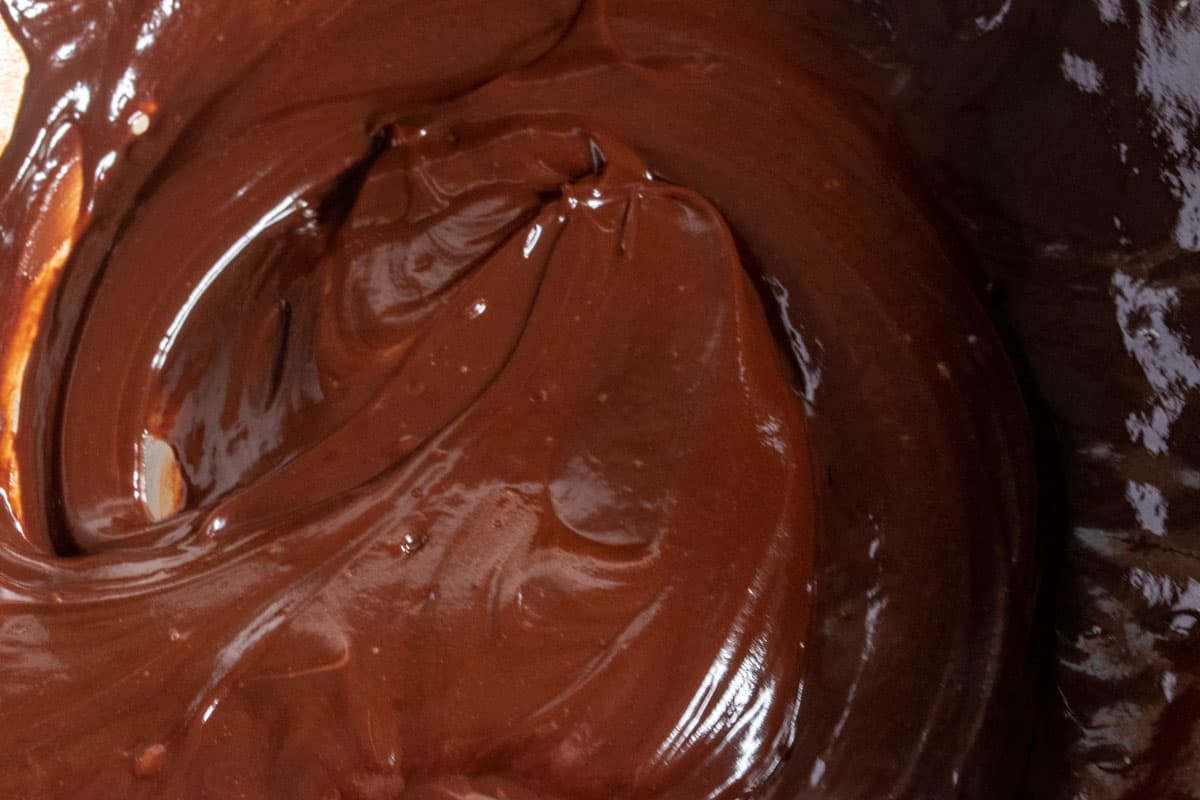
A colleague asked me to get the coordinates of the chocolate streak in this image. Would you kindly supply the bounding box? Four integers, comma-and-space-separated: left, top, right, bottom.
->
0, 2, 1033, 797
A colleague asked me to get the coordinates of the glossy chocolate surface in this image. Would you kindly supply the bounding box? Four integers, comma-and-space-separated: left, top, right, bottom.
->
0, 1, 1048, 797
806, 2, 1200, 797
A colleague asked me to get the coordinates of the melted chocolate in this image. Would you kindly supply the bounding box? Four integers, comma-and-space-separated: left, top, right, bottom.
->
806, 1, 1200, 797
0, 1, 1037, 797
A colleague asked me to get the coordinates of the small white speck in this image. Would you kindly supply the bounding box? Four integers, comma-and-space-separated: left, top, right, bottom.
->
1096, 0, 1125, 23
1126, 480, 1167, 536
809, 758, 826, 788
1178, 469, 1200, 489
1162, 671, 1178, 701
129, 110, 150, 136
523, 224, 543, 259
1061, 51, 1104, 94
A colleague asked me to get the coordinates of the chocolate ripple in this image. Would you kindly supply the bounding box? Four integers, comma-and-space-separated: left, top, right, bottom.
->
0, 2, 1033, 797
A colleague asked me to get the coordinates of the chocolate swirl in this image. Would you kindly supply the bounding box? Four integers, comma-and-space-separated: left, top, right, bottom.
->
0, 1, 1033, 797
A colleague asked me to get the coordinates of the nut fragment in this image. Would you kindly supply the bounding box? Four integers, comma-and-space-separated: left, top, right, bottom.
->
139, 434, 186, 522
128, 109, 151, 136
